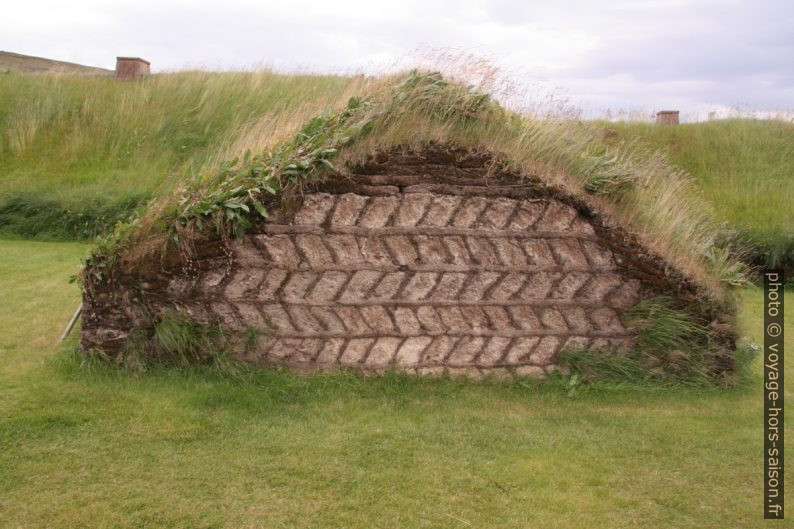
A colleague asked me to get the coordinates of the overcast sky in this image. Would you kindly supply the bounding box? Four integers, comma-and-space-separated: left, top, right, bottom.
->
3, 0, 793, 118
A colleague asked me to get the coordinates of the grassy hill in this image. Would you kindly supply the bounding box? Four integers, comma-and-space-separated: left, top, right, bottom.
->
0, 69, 791, 269
0, 51, 113, 75
596, 119, 794, 269
0, 71, 363, 239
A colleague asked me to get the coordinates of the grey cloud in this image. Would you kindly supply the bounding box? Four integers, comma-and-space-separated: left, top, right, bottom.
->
3, 0, 793, 115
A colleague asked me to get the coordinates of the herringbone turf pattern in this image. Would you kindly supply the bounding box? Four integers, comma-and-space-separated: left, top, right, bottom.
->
187, 190, 643, 377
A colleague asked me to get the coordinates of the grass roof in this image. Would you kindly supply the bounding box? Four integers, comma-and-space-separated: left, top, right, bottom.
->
85, 70, 745, 310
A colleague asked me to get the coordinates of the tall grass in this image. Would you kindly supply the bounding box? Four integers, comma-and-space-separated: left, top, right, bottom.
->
2, 69, 790, 274
597, 119, 794, 269
115, 311, 239, 373
0, 70, 364, 239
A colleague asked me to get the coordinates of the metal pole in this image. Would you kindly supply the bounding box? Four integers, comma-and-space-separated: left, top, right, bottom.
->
59, 303, 83, 341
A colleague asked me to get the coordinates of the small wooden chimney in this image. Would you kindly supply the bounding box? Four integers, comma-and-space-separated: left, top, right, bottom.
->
115, 57, 150, 80
656, 110, 679, 125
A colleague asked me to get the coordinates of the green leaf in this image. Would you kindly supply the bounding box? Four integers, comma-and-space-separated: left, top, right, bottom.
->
251, 199, 268, 218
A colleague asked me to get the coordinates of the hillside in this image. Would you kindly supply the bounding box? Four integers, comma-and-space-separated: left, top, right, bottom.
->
596, 120, 794, 269
0, 70, 363, 239
0, 51, 113, 75
0, 69, 790, 270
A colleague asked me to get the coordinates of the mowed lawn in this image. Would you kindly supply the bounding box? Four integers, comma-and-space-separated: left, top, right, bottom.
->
0, 239, 790, 529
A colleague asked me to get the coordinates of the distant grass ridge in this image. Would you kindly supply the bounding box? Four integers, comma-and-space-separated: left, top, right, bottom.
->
0, 190, 147, 240
0, 50, 113, 75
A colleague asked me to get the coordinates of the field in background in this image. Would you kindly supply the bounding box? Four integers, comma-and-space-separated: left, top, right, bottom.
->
598, 119, 794, 269
0, 238, 790, 528
0, 71, 361, 239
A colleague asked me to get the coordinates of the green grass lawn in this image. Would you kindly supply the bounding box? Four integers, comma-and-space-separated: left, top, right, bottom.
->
0, 238, 790, 528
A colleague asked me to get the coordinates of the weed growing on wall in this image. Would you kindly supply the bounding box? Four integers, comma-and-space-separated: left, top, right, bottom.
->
118, 311, 241, 373
557, 297, 740, 385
